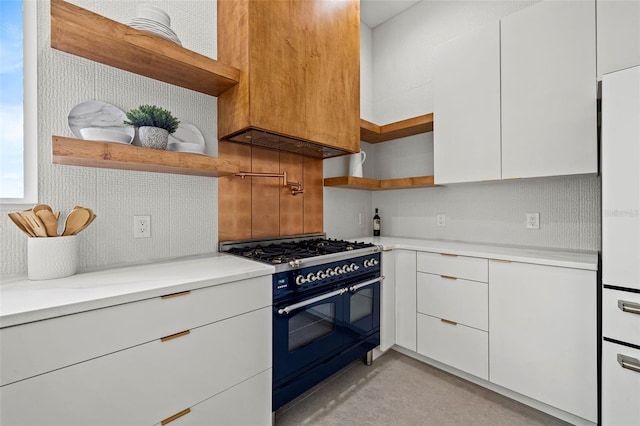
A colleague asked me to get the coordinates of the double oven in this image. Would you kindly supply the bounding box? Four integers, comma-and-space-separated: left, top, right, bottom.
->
221, 235, 381, 411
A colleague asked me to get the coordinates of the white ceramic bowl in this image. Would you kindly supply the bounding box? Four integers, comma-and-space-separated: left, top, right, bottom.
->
137, 4, 170, 27
168, 142, 206, 154
80, 127, 133, 144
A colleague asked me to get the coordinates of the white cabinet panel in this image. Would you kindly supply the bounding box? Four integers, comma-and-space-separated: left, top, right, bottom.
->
380, 249, 396, 352
597, 0, 640, 77
489, 261, 597, 422
417, 273, 488, 331
602, 340, 640, 426
0, 276, 271, 386
395, 249, 416, 351
162, 371, 272, 426
433, 22, 501, 184
416, 251, 487, 283
501, 0, 597, 179
417, 313, 488, 380
0, 308, 272, 426
603, 288, 640, 346
602, 66, 640, 290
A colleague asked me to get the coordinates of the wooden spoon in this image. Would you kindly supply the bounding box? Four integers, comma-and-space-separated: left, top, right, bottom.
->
8, 212, 36, 237
69, 207, 96, 235
32, 204, 53, 214
62, 208, 92, 236
18, 210, 48, 237
35, 209, 59, 237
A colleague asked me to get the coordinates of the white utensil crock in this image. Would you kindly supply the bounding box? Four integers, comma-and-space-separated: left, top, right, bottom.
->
28, 236, 79, 280
348, 151, 366, 177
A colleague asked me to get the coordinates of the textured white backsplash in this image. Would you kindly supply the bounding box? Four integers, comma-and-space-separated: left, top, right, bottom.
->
1, 0, 219, 278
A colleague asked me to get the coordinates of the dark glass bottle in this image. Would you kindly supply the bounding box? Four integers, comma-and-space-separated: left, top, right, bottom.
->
373, 208, 381, 236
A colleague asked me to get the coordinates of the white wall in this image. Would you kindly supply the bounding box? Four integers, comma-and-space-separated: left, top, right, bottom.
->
1, 0, 219, 277
325, 0, 601, 251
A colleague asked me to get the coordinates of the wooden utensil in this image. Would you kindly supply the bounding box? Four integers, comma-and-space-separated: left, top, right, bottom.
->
35, 209, 59, 237
69, 207, 96, 235
8, 212, 36, 237
19, 210, 48, 237
32, 204, 53, 214
62, 208, 92, 236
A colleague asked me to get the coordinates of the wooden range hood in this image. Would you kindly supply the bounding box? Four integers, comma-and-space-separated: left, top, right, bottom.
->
217, 0, 361, 159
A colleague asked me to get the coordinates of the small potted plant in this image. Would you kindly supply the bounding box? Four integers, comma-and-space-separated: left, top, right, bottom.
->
124, 105, 180, 150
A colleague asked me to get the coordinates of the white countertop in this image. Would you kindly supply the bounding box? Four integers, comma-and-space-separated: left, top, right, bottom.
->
357, 237, 598, 271
0, 253, 275, 328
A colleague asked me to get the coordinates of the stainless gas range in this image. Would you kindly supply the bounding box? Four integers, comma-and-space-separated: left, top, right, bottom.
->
220, 233, 381, 411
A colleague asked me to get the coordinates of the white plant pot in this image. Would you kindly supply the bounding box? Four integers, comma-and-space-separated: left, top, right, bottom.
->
27, 236, 79, 280
139, 126, 169, 150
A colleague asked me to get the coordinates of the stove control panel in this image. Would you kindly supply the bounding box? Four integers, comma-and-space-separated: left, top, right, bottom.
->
273, 253, 381, 300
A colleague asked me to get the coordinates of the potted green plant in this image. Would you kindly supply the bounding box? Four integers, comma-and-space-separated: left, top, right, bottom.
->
124, 105, 180, 150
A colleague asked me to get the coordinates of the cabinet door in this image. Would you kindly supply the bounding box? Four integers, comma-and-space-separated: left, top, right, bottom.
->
380, 249, 396, 351
602, 66, 640, 290
597, 0, 640, 78
501, 0, 597, 179
395, 250, 416, 351
602, 340, 640, 426
434, 22, 501, 184
489, 261, 597, 422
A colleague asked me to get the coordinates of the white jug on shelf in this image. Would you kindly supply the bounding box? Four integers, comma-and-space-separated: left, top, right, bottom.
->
348, 151, 366, 177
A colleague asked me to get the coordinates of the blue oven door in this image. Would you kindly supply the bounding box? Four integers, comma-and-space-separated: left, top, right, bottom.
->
343, 276, 381, 347
273, 287, 346, 385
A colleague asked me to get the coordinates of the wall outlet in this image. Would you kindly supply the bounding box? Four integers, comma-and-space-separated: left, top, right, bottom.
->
134, 215, 151, 238
526, 213, 540, 230
436, 213, 446, 227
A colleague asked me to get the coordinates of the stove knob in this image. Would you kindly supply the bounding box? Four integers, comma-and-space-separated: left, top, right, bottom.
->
295, 275, 306, 285
349, 263, 359, 271
326, 268, 335, 277
333, 266, 342, 275
340, 265, 349, 274
316, 270, 326, 280
363, 259, 371, 267
306, 272, 317, 282
371, 259, 379, 266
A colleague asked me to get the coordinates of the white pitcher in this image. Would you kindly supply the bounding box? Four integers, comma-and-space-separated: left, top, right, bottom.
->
348, 151, 366, 177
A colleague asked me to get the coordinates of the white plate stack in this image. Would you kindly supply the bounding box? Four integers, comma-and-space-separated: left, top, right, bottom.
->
127, 4, 182, 46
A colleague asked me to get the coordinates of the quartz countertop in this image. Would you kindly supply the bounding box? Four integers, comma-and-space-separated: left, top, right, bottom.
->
0, 253, 274, 328
355, 237, 598, 271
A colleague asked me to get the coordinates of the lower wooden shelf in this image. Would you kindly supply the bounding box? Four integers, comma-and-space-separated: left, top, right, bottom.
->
324, 175, 437, 190
360, 113, 434, 143
52, 136, 240, 177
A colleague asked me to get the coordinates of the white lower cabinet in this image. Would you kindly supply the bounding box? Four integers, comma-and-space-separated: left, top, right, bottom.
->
602, 340, 640, 425
417, 313, 488, 380
489, 260, 597, 422
395, 249, 417, 351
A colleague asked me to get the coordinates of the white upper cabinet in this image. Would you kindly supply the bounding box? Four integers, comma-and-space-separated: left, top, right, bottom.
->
501, 0, 597, 179
434, 23, 501, 184
597, 0, 640, 78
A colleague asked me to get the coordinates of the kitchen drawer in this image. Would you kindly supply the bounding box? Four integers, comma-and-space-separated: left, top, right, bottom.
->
602, 340, 640, 426
603, 288, 640, 346
0, 275, 270, 386
417, 273, 488, 331
416, 251, 488, 282
0, 307, 271, 426
156, 370, 272, 426
417, 313, 488, 380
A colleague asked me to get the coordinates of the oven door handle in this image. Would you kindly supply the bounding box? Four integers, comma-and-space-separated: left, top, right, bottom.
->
277, 287, 347, 315
349, 277, 383, 292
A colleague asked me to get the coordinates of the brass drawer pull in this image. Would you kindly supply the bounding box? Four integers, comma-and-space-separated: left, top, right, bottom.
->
161, 330, 190, 342
161, 290, 191, 300
383, 249, 393, 252
491, 259, 511, 263
441, 275, 457, 280
618, 300, 640, 315
161, 408, 191, 425
441, 319, 458, 326
441, 253, 457, 257
617, 354, 640, 374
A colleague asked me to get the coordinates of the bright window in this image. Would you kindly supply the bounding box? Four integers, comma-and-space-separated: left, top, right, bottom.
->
0, 0, 37, 204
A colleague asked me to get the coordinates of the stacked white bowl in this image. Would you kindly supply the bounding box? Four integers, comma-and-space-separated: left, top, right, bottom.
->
127, 4, 182, 46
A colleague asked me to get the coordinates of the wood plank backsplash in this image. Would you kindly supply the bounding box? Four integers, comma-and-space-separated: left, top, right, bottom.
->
218, 141, 323, 241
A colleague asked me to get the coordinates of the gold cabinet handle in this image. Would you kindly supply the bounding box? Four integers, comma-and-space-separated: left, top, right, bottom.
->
440, 275, 457, 280
441, 253, 457, 257
491, 259, 511, 263
618, 300, 640, 315
161, 330, 190, 342
441, 319, 457, 326
161, 290, 191, 299
617, 354, 640, 374
161, 408, 191, 425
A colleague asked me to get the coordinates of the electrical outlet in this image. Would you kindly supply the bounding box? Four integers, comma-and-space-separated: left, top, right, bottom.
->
436, 214, 446, 227
134, 215, 151, 238
526, 213, 540, 230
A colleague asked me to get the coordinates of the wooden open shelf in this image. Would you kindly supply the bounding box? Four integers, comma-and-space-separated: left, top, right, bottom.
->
324, 175, 437, 190
53, 136, 240, 177
51, 0, 240, 97
360, 113, 434, 143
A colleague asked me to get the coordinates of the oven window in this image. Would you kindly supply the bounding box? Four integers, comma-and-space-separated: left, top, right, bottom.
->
350, 288, 373, 323
288, 303, 336, 351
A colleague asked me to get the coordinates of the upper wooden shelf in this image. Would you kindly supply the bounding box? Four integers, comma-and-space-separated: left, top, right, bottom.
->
360, 113, 434, 143
51, 0, 240, 97
324, 175, 438, 191
53, 136, 240, 177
